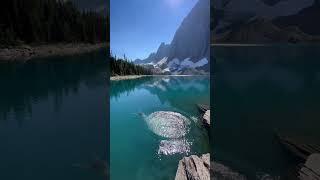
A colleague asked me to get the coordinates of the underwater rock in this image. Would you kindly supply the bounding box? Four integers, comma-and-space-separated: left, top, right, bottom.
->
158, 139, 191, 155
175, 154, 210, 180
144, 111, 190, 138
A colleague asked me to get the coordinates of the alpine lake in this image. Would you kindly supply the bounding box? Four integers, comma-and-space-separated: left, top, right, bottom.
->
0, 50, 108, 180
110, 76, 210, 180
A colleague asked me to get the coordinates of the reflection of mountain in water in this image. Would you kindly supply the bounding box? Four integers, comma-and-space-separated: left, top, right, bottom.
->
110, 77, 154, 99
142, 76, 210, 113
0, 50, 108, 123
110, 76, 210, 114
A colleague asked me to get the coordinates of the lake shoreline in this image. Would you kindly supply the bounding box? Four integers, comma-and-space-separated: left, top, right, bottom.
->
0, 43, 107, 61
110, 74, 210, 81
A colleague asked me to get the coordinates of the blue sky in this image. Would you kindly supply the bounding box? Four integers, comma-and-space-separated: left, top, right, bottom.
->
111, 0, 198, 60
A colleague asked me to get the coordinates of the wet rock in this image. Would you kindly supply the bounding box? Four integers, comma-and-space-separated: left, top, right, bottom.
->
175, 154, 210, 180
203, 110, 210, 127
299, 153, 320, 180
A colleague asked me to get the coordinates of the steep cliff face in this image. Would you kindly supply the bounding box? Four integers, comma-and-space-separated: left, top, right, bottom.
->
168, 0, 210, 62
134, 0, 210, 74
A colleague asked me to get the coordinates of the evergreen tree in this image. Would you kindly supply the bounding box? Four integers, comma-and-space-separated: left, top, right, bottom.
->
110, 56, 152, 76
0, 0, 108, 46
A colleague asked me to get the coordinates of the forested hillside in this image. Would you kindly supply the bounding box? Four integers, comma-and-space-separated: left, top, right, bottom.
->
110, 56, 152, 76
0, 0, 108, 46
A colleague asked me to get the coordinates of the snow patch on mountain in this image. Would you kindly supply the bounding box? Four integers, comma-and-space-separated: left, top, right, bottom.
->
134, 0, 210, 75
157, 57, 168, 66
180, 58, 209, 69
165, 57, 209, 74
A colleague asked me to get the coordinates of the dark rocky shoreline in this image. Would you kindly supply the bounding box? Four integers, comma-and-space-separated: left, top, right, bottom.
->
0, 43, 107, 61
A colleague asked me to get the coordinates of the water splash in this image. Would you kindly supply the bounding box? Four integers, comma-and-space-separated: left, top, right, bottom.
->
158, 139, 192, 155
145, 111, 190, 138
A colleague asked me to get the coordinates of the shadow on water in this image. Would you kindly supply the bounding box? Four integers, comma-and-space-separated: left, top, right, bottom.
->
213, 45, 320, 179
0, 49, 108, 124
0, 49, 109, 180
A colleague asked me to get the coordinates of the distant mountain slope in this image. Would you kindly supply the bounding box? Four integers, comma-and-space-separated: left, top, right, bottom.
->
135, 43, 170, 65
212, 0, 320, 43
213, 18, 320, 43
135, 0, 210, 75
273, 0, 320, 35
214, 0, 313, 18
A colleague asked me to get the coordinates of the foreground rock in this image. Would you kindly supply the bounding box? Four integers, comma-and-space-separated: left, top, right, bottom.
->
0, 43, 106, 61
203, 110, 210, 128
299, 153, 320, 180
175, 153, 210, 180
175, 153, 248, 180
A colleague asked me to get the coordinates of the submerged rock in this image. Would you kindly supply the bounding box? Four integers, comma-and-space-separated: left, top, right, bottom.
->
158, 139, 192, 156
144, 111, 190, 138
175, 154, 210, 180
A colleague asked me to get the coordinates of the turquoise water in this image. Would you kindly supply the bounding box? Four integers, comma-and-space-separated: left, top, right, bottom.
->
110, 76, 210, 180
0, 51, 108, 180
213, 45, 320, 179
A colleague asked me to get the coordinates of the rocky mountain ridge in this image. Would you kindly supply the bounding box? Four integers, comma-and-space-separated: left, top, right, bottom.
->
212, 0, 320, 43
135, 0, 210, 75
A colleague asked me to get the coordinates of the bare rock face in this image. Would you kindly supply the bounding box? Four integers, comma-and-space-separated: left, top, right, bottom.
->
168, 0, 210, 62
299, 153, 320, 180
134, 0, 210, 74
175, 154, 210, 180
203, 110, 210, 127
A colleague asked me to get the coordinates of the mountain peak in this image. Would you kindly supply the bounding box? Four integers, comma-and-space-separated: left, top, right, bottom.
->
134, 0, 210, 74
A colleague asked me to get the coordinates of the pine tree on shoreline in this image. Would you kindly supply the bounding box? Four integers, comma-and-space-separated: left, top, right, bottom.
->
0, 0, 108, 47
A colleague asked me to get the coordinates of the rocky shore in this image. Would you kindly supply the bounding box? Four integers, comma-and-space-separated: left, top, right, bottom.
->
298, 154, 320, 180
0, 43, 107, 61
175, 153, 247, 180
175, 154, 210, 180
